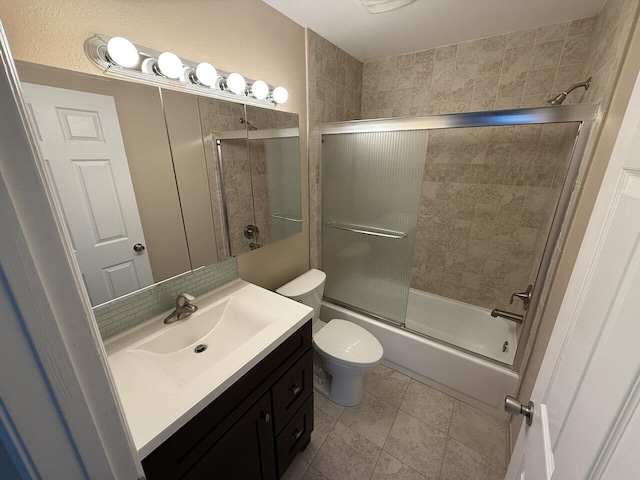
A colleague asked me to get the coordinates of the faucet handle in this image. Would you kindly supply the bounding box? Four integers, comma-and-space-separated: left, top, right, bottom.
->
176, 292, 195, 307
510, 284, 533, 310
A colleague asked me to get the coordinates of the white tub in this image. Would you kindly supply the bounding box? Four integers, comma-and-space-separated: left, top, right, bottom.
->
321, 293, 519, 420
406, 288, 519, 365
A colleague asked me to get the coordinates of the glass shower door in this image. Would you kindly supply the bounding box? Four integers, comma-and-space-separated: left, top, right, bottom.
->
322, 130, 428, 325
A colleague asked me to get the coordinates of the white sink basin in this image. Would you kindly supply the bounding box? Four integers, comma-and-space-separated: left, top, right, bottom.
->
104, 279, 313, 458
130, 297, 274, 385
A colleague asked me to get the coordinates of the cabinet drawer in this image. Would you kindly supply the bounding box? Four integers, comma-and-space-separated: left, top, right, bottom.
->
276, 394, 313, 477
272, 349, 313, 434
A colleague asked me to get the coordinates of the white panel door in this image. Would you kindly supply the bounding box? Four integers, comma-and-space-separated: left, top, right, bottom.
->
22, 83, 153, 305
506, 71, 640, 478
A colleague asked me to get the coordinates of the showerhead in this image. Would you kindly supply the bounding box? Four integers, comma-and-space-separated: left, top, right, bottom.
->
547, 77, 591, 105
239, 117, 258, 130
547, 92, 568, 106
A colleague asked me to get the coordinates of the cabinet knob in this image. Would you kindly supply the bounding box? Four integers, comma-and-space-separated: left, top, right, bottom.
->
292, 428, 303, 441
290, 384, 302, 396
261, 411, 270, 423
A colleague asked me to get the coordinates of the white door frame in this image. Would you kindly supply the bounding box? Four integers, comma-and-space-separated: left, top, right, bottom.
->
0, 22, 143, 479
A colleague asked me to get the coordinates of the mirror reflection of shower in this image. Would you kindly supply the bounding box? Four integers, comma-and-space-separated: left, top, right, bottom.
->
240, 117, 257, 130
547, 77, 591, 105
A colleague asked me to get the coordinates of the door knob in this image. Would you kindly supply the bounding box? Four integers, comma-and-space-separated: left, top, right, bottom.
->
133, 243, 146, 252
505, 395, 534, 426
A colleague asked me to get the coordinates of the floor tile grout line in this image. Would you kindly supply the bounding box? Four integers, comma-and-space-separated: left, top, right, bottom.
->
395, 403, 453, 438
330, 420, 384, 479
448, 399, 509, 468
307, 397, 341, 466
381, 406, 400, 450
380, 448, 429, 480
368, 444, 384, 480
446, 432, 507, 470
436, 435, 451, 480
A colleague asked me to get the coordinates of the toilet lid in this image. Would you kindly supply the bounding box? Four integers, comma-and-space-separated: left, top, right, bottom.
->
313, 319, 383, 367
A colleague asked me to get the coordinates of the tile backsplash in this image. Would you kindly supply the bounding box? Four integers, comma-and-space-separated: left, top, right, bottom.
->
94, 258, 238, 340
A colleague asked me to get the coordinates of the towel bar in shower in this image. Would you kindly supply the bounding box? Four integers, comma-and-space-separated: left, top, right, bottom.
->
271, 213, 302, 223
325, 221, 407, 239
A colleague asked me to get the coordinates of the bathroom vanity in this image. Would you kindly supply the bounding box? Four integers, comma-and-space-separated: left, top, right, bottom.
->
104, 280, 314, 479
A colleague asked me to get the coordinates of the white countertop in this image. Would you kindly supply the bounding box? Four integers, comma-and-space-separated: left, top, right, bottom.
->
104, 279, 313, 459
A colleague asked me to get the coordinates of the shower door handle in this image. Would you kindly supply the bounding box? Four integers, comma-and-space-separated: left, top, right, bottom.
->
325, 221, 407, 239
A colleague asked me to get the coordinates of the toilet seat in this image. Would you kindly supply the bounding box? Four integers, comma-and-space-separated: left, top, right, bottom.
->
313, 319, 383, 368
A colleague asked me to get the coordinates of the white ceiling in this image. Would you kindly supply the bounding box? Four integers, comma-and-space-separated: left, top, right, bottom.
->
262, 0, 606, 62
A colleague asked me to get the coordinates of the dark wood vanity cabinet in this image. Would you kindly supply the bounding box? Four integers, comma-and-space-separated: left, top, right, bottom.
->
142, 320, 314, 480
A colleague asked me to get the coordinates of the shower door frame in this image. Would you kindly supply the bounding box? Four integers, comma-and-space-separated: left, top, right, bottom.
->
318, 104, 598, 370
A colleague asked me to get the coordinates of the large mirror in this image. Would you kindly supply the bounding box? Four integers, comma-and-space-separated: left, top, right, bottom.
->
18, 63, 193, 307
17, 63, 302, 307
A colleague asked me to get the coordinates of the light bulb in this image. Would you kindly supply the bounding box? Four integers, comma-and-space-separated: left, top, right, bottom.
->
226, 73, 246, 95
251, 80, 269, 100
272, 86, 289, 104
195, 62, 218, 87
157, 52, 183, 79
106, 37, 139, 68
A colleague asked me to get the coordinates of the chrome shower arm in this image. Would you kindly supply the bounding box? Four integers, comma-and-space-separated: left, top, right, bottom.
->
548, 77, 591, 105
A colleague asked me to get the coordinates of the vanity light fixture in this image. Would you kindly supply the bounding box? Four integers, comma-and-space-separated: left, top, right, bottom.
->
272, 86, 289, 104
156, 52, 184, 79
106, 36, 139, 68
250, 80, 269, 100
194, 62, 219, 88
225, 72, 246, 95
84, 34, 288, 107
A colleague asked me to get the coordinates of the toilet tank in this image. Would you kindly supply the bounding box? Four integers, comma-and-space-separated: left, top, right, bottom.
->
276, 269, 326, 321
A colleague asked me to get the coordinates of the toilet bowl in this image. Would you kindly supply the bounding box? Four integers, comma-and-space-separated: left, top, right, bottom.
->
276, 269, 383, 406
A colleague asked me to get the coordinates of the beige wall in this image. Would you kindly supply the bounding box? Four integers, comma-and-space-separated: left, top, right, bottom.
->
511, 0, 640, 446
0, 0, 310, 290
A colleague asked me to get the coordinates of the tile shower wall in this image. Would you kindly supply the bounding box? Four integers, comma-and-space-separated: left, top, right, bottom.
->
581, 0, 639, 112
94, 258, 238, 340
307, 29, 364, 268
413, 125, 578, 312
361, 18, 595, 117
357, 19, 598, 312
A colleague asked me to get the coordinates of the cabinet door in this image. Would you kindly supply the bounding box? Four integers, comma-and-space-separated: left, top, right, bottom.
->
183, 392, 276, 480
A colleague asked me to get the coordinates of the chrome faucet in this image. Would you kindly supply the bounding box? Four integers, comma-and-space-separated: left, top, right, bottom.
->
491, 309, 524, 324
164, 292, 198, 324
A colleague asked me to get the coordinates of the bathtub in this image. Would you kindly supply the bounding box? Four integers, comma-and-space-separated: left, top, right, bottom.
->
406, 288, 519, 365
321, 291, 519, 420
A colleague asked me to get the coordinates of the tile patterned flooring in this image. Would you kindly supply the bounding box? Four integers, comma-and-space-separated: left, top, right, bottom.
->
282, 365, 509, 480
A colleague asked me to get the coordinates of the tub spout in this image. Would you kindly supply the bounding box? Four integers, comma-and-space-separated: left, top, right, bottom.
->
491, 308, 524, 324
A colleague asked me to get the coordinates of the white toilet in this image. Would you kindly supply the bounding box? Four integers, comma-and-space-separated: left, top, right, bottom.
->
277, 269, 383, 406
